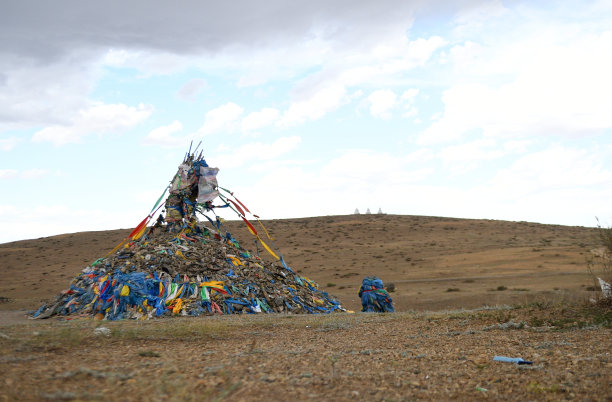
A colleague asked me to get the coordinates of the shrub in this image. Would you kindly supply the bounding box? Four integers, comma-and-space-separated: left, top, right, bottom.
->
586, 218, 612, 297
596, 217, 612, 254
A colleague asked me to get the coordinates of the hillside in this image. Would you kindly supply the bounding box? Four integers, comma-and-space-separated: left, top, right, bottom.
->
0, 214, 601, 314
2, 215, 611, 400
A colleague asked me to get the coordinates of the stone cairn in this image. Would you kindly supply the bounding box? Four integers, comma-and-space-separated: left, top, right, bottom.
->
32, 147, 344, 320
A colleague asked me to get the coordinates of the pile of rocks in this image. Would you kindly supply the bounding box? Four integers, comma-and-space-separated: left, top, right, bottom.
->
31, 147, 345, 320
32, 221, 344, 320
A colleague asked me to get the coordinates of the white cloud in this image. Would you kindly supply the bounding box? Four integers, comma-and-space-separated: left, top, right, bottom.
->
3, 1, 612, 242
400, 88, 419, 117
0, 168, 50, 180
297, 150, 429, 193
320, 150, 432, 188
271, 34, 445, 127
1, 1, 424, 63
20, 169, 48, 179
210, 136, 302, 168
32, 103, 153, 146
0, 6, 446, 138
438, 138, 505, 175
404, 36, 448, 64
232, 149, 435, 218
448, 41, 483, 71
491, 147, 612, 197
405, 148, 435, 163
337, 36, 447, 87
143, 120, 187, 148
420, 18, 612, 144
241, 108, 280, 133
401, 89, 419, 101
403, 107, 418, 118
176, 78, 208, 101
233, 144, 612, 227
278, 84, 347, 127
102, 48, 196, 76
0, 202, 146, 243
102, 48, 132, 66
452, 0, 508, 38
0, 169, 18, 179
503, 140, 532, 153
368, 89, 397, 119
0, 136, 20, 151
197, 102, 244, 136
0, 54, 98, 132
234, 40, 333, 88
439, 138, 503, 162
421, 37, 612, 143
465, 145, 612, 225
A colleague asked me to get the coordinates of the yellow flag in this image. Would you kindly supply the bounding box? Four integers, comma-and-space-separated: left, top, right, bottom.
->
258, 237, 279, 260
172, 298, 183, 314
200, 280, 225, 290
131, 224, 148, 241
228, 256, 244, 266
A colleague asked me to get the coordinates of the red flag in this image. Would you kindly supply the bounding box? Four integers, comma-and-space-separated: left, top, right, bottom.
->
128, 216, 150, 239
233, 196, 251, 214
228, 199, 245, 216
241, 217, 258, 236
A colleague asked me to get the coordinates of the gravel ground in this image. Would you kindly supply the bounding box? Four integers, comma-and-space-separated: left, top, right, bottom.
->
1, 303, 610, 401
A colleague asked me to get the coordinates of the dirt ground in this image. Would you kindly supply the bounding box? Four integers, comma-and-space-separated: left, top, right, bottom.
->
0, 214, 610, 400
0, 305, 611, 401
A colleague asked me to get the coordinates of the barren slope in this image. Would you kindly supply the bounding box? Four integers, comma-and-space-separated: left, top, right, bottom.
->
0, 214, 600, 314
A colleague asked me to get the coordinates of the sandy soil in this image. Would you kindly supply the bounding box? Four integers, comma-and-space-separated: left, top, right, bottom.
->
0, 214, 610, 400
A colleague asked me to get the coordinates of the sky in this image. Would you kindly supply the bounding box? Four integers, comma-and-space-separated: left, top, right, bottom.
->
1, 0, 612, 243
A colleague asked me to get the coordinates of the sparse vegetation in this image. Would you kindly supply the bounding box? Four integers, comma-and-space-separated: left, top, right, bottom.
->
138, 350, 161, 357
595, 217, 612, 252
587, 219, 612, 285
585, 218, 612, 304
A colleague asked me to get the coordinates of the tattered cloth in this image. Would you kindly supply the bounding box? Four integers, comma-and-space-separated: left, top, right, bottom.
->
31, 148, 345, 320
358, 276, 394, 313
31, 226, 344, 320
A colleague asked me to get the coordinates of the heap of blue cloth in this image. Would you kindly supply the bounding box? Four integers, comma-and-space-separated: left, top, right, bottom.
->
358, 276, 394, 312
